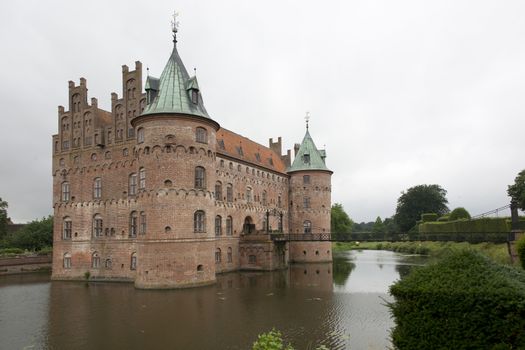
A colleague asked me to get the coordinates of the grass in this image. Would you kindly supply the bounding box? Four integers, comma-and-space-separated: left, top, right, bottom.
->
332, 241, 513, 265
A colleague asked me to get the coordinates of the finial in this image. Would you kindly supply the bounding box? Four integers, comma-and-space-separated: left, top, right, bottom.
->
194, 67, 197, 76
305, 112, 310, 130
146, 67, 149, 77
171, 11, 180, 44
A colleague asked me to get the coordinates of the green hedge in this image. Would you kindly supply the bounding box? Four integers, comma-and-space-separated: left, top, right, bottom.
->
420, 213, 438, 222
419, 217, 510, 234
517, 236, 525, 270
389, 250, 525, 349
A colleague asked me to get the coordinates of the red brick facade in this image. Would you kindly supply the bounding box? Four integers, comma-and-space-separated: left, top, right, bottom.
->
51, 50, 332, 289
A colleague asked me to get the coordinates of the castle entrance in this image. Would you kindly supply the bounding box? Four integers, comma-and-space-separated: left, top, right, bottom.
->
243, 216, 255, 234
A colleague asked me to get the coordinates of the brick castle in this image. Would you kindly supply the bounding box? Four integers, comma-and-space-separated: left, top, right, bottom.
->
51, 23, 332, 289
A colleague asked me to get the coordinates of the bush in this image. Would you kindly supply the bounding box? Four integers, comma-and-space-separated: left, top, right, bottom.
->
0, 247, 25, 256
420, 213, 438, 222
517, 236, 525, 270
419, 217, 510, 234
449, 207, 471, 220
2, 216, 53, 251
252, 329, 294, 350
437, 215, 450, 222
389, 250, 525, 349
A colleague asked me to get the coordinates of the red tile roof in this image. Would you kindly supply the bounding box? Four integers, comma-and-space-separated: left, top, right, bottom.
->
216, 128, 287, 173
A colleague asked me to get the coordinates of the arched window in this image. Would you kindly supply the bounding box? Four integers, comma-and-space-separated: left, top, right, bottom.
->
215, 248, 221, 263
195, 166, 206, 189
63, 217, 72, 240
93, 214, 103, 237
226, 184, 233, 202
215, 215, 222, 236
139, 167, 146, 190
130, 252, 137, 270
63, 252, 72, 269
226, 216, 233, 236
137, 128, 145, 143
61, 182, 70, 202
246, 187, 253, 203
129, 173, 137, 195
229, 162, 233, 170
194, 210, 206, 233
196, 127, 207, 143
93, 177, 102, 199
262, 191, 267, 206
277, 195, 282, 208
215, 181, 222, 200
227, 247, 233, 263
105, 258, 112, 270
303, 220, 312, 234
129, 211, 138, 237
92, 252, 100, 268
220, 159, 224, 168
140, 211, 146, 235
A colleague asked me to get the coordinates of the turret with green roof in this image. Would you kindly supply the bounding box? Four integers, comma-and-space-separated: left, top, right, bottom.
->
287, 125, 332, 174
140, 17, 211, 120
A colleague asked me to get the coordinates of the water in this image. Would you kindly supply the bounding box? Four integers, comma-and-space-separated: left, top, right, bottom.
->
0, 250, 428, 350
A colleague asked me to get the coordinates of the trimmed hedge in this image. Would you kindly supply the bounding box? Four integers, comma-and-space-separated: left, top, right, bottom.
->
389, 250, 525, 349
419, 217, 510, 234
420, 213, 438, 222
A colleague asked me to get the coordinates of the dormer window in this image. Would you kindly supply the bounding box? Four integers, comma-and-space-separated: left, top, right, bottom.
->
303, 153, 310, 164
191, 89, 198, 104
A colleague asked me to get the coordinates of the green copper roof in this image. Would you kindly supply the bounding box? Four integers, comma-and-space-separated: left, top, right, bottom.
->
287, 130, 331, 173
141, 44, 209, 118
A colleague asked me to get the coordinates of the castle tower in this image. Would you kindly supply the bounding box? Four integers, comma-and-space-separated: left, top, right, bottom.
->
131, 19, 220, 288
287, 122, 332, 263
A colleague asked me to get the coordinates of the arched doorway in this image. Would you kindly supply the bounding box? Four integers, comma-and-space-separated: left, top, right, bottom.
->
243, 216, 255, 234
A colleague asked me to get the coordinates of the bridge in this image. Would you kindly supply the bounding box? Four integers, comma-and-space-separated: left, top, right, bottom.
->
270, 231, 515, 244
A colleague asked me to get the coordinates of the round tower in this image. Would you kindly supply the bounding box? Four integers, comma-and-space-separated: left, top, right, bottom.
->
287, 124, 332, 263
131, 22, 220, 288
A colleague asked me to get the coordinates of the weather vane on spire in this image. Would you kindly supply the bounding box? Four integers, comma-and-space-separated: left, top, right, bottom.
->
305, 112, 310, 130
171, 11, 180, 43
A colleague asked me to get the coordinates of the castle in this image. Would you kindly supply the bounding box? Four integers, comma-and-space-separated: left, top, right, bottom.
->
51, 22, 332, 289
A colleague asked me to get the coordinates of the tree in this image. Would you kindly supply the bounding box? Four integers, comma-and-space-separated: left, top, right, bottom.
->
331, 203, 354, 240
508, 169, 525, 211
3, 216, 53, 251
372, 216, 385, 234
449, 207, 471, 221
0, 197, 7, 239
394, 184, 449, 233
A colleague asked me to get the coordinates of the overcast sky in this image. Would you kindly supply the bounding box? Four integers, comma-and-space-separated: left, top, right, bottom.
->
1, 0, 524, 223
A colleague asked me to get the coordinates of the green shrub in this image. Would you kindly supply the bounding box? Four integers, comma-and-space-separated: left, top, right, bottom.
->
389, 250, 525, 349
420, 213, 438, 222
419, 217, 510, 234
436, 215, 450, 222
0, 247, 25, 256
252, 329, 294, 350
517, 236, 525, 270
449, 207, 471, 220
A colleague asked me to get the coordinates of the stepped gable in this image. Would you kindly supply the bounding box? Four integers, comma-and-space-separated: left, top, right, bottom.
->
217, 128, 287, 174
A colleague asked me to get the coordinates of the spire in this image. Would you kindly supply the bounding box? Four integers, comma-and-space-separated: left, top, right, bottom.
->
287, 120, 331, 173
141, 13, 210, 119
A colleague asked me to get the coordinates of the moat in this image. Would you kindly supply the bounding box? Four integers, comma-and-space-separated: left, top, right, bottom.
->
0, 250, 428, 349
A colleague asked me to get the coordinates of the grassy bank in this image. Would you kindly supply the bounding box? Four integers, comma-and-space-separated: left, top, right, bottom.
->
332, 241, 513, 265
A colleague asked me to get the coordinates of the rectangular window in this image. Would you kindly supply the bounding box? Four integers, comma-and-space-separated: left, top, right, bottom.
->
62, 183, 70, 202
63, 257, 72, 269
129, 174, 137, 195
94, 219, 103, 237
63, 221, 72, 240
248, 255, 256, 264
303, 197, 310, 209
140, 212, 146, 235
226, 217, 232, 235
226, 186, 233, 202
303, 175, 310, 184
227, 251, 232, 263
130, 216, 138, 237
93, 178, 102, 199
62, 140, 70, 150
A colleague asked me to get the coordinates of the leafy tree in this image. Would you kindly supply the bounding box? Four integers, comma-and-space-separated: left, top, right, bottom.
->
383, 217, 399, 233
0, 197, 7, 239
394, 184, 449, 233
331, 203, 354, 240
449, 207, 471, 221
372, 216, 385, 233
3, 216, 53, 251
508, 169, 525, 211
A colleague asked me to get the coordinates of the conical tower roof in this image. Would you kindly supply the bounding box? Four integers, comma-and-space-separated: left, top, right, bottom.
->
141, 32, 209, 118
288, 129, 331, 173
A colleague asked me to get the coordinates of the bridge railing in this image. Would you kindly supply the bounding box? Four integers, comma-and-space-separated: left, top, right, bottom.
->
270, 232, 511, 243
